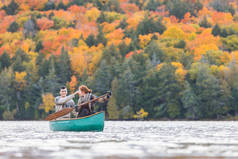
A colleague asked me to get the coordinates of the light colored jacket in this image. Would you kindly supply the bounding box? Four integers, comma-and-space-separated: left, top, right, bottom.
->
55, 94, 75, 119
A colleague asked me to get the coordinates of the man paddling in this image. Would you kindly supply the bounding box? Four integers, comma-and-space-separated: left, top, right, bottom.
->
55, 86, 79, 119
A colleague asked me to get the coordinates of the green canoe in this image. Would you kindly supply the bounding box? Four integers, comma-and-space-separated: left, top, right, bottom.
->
49, 111, 105, 131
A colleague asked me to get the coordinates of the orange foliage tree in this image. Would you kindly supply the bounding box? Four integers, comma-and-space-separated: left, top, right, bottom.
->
37, 17, 54, 30
188, 29, 220, 61
68, 75, 77, 93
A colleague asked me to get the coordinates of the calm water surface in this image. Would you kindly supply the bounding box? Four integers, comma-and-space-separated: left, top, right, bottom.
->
0, 121, 237, 159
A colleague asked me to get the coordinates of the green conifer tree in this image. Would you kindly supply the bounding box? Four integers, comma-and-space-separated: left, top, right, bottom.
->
107, 78, 119, 120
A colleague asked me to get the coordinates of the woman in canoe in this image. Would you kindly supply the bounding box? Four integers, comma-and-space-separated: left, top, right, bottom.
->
76, 85, 110, 117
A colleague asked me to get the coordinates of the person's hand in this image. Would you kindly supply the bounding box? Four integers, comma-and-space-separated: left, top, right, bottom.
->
106, 91, 112, 99
74, 90, 80, 95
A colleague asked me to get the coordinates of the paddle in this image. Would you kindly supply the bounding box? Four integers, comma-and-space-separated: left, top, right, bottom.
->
45, 92, 111, 121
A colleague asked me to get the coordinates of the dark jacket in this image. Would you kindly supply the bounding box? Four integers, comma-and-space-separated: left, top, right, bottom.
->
77, 93, 96, 117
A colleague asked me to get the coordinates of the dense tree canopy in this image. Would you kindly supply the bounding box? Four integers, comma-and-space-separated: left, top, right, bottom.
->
0, 0, 237, 120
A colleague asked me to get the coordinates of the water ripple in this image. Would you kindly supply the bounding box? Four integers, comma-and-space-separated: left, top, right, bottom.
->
0, 121, 237, 159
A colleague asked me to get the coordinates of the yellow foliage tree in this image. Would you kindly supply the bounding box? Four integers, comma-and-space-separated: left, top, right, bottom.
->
139, 34, 153, 49
175, 68, 187, 82
87, 45, 103, 75
157, 63, 164, 71
161, 26, 186, 40
124, 37, 131, 46
71, 52, 87, 76
211, 11, 233, 25
194, 44, 219, 61
102, 21, 118, 33
21, 39, 35, 53
171, 62, 183, 69
126, 11, 145, 30
218, 65, 229, 77
188, 29, 220, 61
231, 51, 238, 63
40, 93, 55, 113
210, 65, 219, 75
104, 11, 124, 22
133, 108, 148, 120
85, 7, 100, 21
23, 51, 39, 82
172, 62, 187, 82
15, 71, 27, 90
106, 28, 124, 46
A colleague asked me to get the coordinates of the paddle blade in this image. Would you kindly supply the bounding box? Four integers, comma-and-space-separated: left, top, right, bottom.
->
45, 107, 74, 121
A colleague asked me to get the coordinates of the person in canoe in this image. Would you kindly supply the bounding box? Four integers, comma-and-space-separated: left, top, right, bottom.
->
55, 86, 79, 119
76, 85, 111, 117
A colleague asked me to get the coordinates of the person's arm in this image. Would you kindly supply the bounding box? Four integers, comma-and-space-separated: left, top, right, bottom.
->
55, 91, 78, 105
68, 100, 77, 117
92, 94, 109, 103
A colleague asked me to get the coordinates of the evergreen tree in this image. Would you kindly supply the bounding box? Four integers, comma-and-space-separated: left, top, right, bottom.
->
194, 63, 227, 118
129, 53, 152, 87
156, 63, 183, 119
107, 78, 119, 120
145, 0, 162, 11
210, 0, 235, 15
181, 82, 200, 119
57, 2, 67, 10
117, 18, 128, 29
117, 63, 138, 112
7, 21, 19, 32
174, 40, 186, 49
212, 24, 221, 36
199, 16, 211, 28
107, 0, 121, 12
41, 56, 61, 95
43, 1, 56, 11
12, 49, 28, 72
142, 63, 183, 119
227, 60, 238, 116
37, 55, 49, 78
0, 52, 11, 71
166, 0, 202, 19
118, 42, 130, 58
97, 12, 107, 23
0, 68, 14, 119
91, 60, 113, 94
145, 40, 165, 64
136, 15, 166, 35
2, 0, 19, 15
103, 44, 121, 66
35, 41, 43, 52
222, 35, 238, 52
96, 25, 107, 46
67, 0, 89, 7
56, 49, 71, 84
24, 82, 42, 119
85, 34, 96, 47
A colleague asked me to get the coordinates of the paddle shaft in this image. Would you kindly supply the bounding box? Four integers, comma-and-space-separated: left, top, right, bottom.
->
45, 94, 108, 121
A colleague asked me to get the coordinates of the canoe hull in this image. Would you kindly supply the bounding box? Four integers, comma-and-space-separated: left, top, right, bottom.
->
49, 112, 104, 132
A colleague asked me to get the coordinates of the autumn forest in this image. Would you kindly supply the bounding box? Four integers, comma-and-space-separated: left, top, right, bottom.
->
0, 0, 238, 120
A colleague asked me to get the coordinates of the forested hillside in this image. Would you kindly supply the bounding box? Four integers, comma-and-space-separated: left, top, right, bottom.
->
0, 0, 238, 120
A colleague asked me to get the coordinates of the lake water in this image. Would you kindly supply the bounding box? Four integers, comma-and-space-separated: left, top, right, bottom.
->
0, 121, 237, 159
